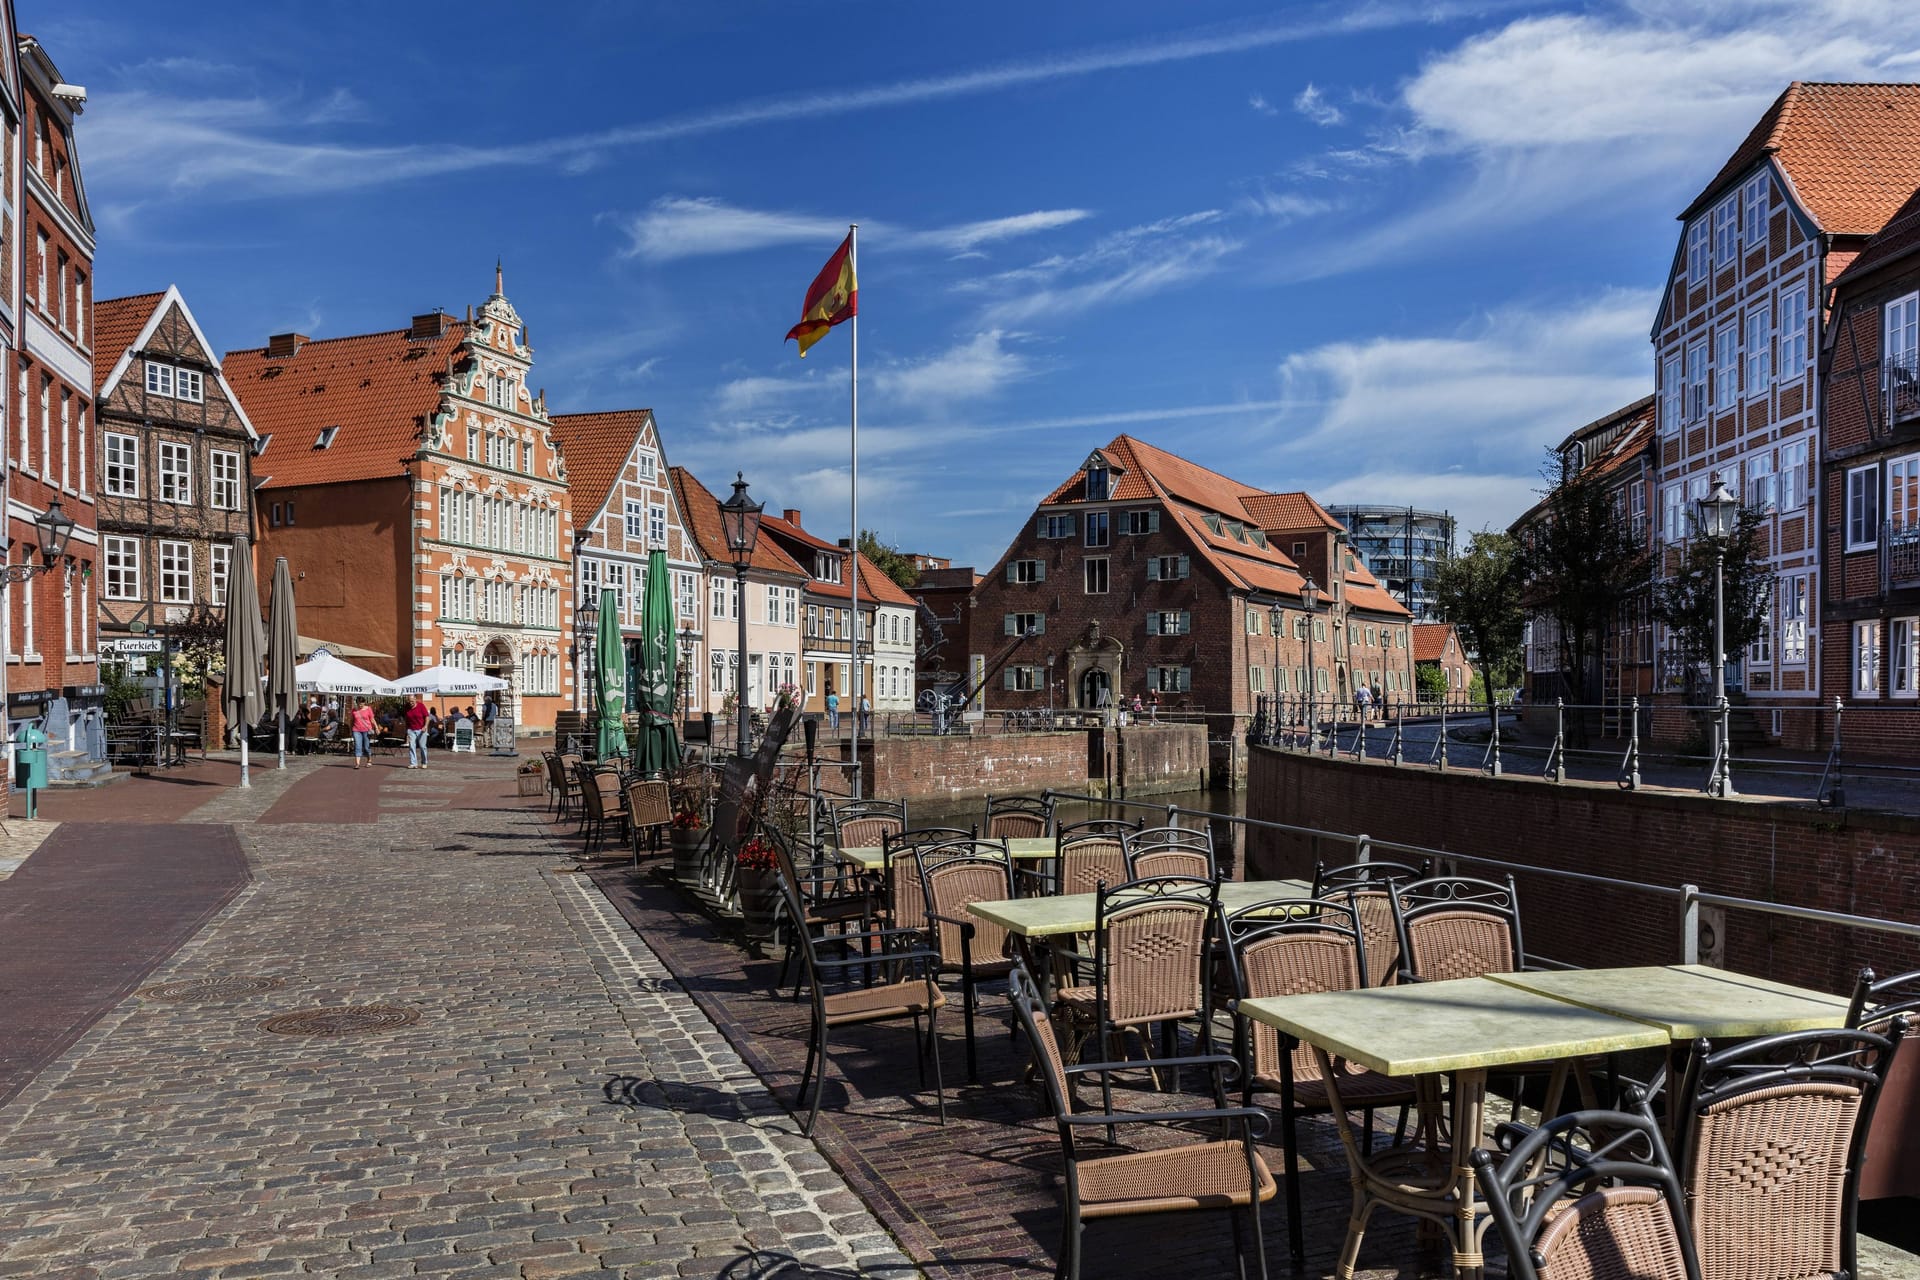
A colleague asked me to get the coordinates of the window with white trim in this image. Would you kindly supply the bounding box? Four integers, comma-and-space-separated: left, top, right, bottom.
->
1007, 559, 1045, 583
210, 543, 231, 607
1124, 509, 1160, 535
1847, 465, 1880, 551
1039, 514, 1076, 539
1146, 665, 1191, 693
158, 441, 192, 504
1685, 341, 1708, 420
1713, 195, 1738, 266
1749, 602, 1771, 667
1147, 555, 1189, 581
1855, 620, 1881, 696
1745, 307, 1771, 394
1779, 286, 1808, 376
145, 361, 173, 398
1662, 483, 1687, 544
624, 499, 644, 540
211, 450, 241, 510
1687, 217, 1709, 285
1084, 557, 1108, 594
1659, 354, 1682, 434
1714, 325, 1737, 408
636, 450, 656, 480
1742, 173, 1768, 246
1147, 610, 1191, 635
1085, 511, 1109, 547
1780, 440, 1809, 511
104, 536, 139, 601
1893, 617, 1919, 698
159, 540, 193, 604
1782, 574, 1809, 664
1747, 450, 1775, 510
1888, 292, 1920, 380
176, 368, 204, 403
1005, 612, 1044, 636
1890, 454, 1920, 534
105, 433, 138, 497
649, 504, 667, 548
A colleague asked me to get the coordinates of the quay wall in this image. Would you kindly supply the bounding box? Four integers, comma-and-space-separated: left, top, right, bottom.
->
852, 724, 1206, 806
1245, 744, 1920, 995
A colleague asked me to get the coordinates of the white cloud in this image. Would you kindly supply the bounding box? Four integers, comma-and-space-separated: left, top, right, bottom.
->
615, 198, 1089, 262
1249, 93, 1278, 116
713, 372, 840, 415
1293, 83, 1344, 126
1241, 190, 1334, 221
1268, 290, 1656, 530
959, 209, 1236, 322
869, 331, 1032, 408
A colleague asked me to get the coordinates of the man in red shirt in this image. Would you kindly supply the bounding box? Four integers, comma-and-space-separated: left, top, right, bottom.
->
405, 694, 431, 769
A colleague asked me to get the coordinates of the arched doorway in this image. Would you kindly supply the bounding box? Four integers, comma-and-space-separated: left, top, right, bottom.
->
1079, 667, 1110, 709
482, 639, 516, 734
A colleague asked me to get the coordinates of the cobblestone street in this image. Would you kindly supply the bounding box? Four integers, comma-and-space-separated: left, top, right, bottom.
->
0, 755, 915, 1280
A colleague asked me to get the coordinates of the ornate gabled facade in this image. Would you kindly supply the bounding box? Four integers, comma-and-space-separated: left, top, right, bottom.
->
92, 287, 257, 653
224, 269, 573, 732
549, 409, 705, 714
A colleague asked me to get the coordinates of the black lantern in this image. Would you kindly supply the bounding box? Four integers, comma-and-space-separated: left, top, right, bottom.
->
35, 499, 74, 566
720, 472, 764, 569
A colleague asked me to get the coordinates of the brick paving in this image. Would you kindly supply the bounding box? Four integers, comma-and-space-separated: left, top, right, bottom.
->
0, 756, 917, 1279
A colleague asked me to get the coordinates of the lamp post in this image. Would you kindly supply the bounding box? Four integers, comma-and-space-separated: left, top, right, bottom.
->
1698, 478, 1740, 798
677, 626, 696, 724
0, 500, 76, 585
576, 594, 599, 757
719, 472, 765, 759
1269, 603, 1285, 744
1045, 651, 1054, 719
1300, 577, 1321, 749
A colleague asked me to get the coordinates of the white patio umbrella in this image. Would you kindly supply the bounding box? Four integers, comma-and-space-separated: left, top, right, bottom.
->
390, 664, 508, 696
294, 651, 395, 696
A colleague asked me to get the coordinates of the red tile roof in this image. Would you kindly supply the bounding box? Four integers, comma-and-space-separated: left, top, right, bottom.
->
666, 467, 809, 578
91, 292, 164, 390
226, 325, 471, 488
760, 513, 840, 554
1412, 622, 1459, 664
1683, 83, 1920, 236
549, 410, 651, 525
1241, 491, 1343, 533
758, 514, 918, 607
1835, 186, 1920, 287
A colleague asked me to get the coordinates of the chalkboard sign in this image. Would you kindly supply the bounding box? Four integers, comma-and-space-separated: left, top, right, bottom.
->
453, 722, 475, 752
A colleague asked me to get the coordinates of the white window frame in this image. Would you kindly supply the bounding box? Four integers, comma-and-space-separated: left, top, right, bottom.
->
1779, 286, 1808, 378
1745, 307, 1772, 395
1687, 217, 1710, 286
1659, 354, 1682, 434
1084, 557, 1108, 595
649, 504, 667, 548
211, 449, 242, 511
1782, 574, 1809, 665
1780, 440, 1809, 512
1854, 620, 1881, 697
1746, 450, 1775, 511
1892, 617, 1919, 699
145, 360, 173, 398
176, 368, 204, 404
158, 440, 192, 505
1714, 325, 1737, 409
159, 540, 194, 605
104, 536, 140, 601
624, 499, 644, 540
210, 543, 231, 607
1713, 195, 1738, 267
1084, 511, 1110, 548
104, 432, 139, 497
1685, 340, 1708, 421
1742, 173, 1768, 247
1890, 454, 1920, 535
1847, 465, 1880, 551
1662, 483, 1687, 544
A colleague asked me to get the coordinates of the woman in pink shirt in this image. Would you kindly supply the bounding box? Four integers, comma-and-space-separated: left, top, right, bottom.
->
350, 698, 377, 769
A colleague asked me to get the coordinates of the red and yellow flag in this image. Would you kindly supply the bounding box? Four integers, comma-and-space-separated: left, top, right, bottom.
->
785, 233, 857, 357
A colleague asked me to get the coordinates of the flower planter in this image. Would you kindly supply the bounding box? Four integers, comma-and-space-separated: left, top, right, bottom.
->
516, 773, 545, 797
670, 827, 709, 885
735, 866, 781, 941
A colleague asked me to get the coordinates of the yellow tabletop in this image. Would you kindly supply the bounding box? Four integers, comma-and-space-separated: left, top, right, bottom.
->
836, 836, 1053, 871
1486, 964, 1851, 1040
1238, 976, 1670, 1077
968, 878, 1313, 939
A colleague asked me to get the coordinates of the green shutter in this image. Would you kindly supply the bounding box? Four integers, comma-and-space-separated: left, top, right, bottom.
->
1147, 559, 1160, 581
1035, 561, 1046, 582
1177, 555, 1190, 578
1004, 614, 1016, 635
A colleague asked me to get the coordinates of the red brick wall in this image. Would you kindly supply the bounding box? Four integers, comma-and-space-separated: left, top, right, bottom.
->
858, 723, 1204, 804
1245, 745, 1920, 995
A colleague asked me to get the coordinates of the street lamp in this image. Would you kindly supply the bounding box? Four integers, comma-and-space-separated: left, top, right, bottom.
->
1045, 650, 1054, 719
577, 594, 600, 754
1698, 478, 1740, 798
0, 500, 76, 584
1300, 576, 1321, 748
1269, 603, 1285, 744
677, 626, 696, 724
719, 472, 765, 759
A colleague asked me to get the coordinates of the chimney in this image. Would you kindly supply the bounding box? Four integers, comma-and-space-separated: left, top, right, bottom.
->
409, 310, 447, 340
266, 332, 308, 359
784, 508, 802, 526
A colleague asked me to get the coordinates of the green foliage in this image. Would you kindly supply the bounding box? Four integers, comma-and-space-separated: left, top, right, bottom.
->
1429, 530, 1527, 699
858, 529, 920, 589
1528, 451, 1653, 703
1651, 504, 1774, 664
1415, 663, 1450, 701
102, 663, 145, 718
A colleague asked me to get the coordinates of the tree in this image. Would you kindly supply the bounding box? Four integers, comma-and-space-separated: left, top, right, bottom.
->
857, 530, 920, 590
1527, 450, 1653, 733
1652, 504, 1773, 673
1428, 530, 1527, 726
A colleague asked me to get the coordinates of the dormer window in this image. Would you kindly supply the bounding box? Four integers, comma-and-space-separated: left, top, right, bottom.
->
816, 553, 842, 584
314, 425, 339, 449
1085, 464, 1109, 501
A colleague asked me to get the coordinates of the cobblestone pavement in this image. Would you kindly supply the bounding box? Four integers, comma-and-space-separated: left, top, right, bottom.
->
0, 757, 917, 1279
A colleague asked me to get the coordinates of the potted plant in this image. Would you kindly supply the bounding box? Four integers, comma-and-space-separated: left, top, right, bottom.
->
734, 828, 782, 940
666, 763, 718, 885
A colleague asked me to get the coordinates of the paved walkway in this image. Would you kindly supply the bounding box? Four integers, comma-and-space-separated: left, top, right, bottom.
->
0, 756, 916, 1279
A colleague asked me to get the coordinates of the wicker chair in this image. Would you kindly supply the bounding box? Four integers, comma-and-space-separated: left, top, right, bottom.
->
1671, 1024, 1905, 1280
1020, 820, 1135, 898
984, 793, 1054, 840
879, 827, 978, 936
544, 752, 583, 821
921, 850, 1019, 1082
777, 863, 946, 1138
769, 828, 880, 1001
833, 798, 907, 854
1311, 859, 1429, 987
1389, 873, 1526, 983
1011, 966, 1274, 1280
1224, 894, 1415, 1265
574, 764, 629, 856
625, 778, 672, 861
1055, 875, 1220, 1112
1126, 826, 1216, 881
1847, 968, 1920, 1199
1472, 1101, 1700, 1280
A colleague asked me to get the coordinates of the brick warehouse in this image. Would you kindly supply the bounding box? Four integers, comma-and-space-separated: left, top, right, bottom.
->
969, 435, 1413, 726
225, 268, 574, 733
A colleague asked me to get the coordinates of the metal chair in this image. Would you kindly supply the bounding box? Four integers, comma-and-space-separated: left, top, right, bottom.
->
1312, 858, 1429, 987
1224, 894, 1415, 1265
833, 798, 906, 854
625, 778, 671, 862
1020, 820, 1135, 898
1126, 826, 1215, 881
1670, 1023, 1905, 1280
574, 764, 628, 855
769, 826, 879, 1001
776, 861, 947, 1138
920, 850, 1018, 1081
984, 793, 1054, 839
879, 827, 977, 936
1472, 1100, 1700, 1280
1011, 966, 1273, 1280
1389, 873, 1526, 983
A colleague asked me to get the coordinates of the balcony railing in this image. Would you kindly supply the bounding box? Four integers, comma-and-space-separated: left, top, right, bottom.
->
1888, 520, 1920, 589
1888, 348, 1920, 429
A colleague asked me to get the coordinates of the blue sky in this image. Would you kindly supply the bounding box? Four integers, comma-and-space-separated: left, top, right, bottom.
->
45, 0, 1920, 568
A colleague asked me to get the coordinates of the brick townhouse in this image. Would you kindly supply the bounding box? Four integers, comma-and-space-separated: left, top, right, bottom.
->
91, 287, 256, 673
1652, 82, 1920, 747
549, 410, 704, 715
1820, 182, 1920, 754
9, 30, 100, 755
1412, 622, 1474, 697
906, 564, 979, 709
225, 269, 574, 733
759, 510, 918, 718
970, 435, 1412, 723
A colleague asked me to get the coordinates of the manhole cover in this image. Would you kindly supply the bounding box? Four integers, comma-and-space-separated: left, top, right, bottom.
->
259, 1005, 420, 1036
138, 976, 286, 1002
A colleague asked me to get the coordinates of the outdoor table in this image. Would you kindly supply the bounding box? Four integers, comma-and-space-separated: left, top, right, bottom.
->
1485, 963, 1850, 1038
1238, 976, 1669, 1280
835, 836, 1057, 871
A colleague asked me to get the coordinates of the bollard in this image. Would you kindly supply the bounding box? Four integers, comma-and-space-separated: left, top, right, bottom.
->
1552, 698, 1566, 784
1391, 709, 1404, 767
1680, 884, 1700, 964
1438, 703, 1448, 771
1488, 698, 1503, 777
1626, 696, 1641, 790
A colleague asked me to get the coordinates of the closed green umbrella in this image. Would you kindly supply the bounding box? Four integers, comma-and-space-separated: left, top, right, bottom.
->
635, 549, 680, 776
594, 586, 627, 759
222, 535, 265, 788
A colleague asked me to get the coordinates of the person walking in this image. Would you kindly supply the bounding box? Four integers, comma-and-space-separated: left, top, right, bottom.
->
350, 697, 376, 769
858, 694, 871, 736
405, 694, 430, 769
481, 692, 499, 750
825, 690, 840, 732
1355, 682, 1373, 723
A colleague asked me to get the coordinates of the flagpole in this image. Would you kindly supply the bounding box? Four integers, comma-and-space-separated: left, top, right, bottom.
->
848, 222, 862, 800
